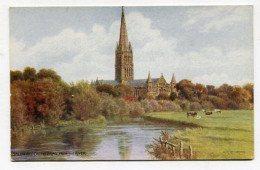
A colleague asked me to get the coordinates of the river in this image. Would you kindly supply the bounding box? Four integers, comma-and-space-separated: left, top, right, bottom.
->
11, 118, 182, 161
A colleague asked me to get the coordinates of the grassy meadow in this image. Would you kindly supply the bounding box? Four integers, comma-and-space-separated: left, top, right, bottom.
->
143, 110, 254, 159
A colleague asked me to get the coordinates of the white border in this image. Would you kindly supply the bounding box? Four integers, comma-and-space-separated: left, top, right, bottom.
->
0, 0, 259, 170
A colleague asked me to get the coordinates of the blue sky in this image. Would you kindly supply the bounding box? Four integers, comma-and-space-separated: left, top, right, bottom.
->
10, 6, 253, 86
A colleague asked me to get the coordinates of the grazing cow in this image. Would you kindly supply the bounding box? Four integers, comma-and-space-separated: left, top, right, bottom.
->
205, 111, 212, 115
202, 109, 206, 113
187, 111, 197, 118
214, 109, 221, 114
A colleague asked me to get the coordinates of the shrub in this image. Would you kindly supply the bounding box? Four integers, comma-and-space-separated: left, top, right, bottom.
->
114, 84, 134, 97
190, 102, 202, 111
157, 93, 170, 100
163, 101, 182, 111
201, 101, 215, 110
129, 102, 145, 117
96, 84, 117, 97
140, 99, 153, 113
176, 99, 190, 111
100, 96, 119, 116
72, 87, 100, 120
116, 98, 130, 116
228, 100, 239, 110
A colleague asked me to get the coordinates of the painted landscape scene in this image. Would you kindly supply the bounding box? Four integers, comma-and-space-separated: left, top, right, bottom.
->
10, 6, 253, 160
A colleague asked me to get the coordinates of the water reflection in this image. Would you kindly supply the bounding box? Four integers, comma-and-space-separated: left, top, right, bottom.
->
11, 119, 182, 160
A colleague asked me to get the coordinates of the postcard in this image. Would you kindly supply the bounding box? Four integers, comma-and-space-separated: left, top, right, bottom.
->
10, 6, 253, 161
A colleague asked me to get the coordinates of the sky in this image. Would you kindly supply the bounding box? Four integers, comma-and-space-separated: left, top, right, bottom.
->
10, 6, 253, 86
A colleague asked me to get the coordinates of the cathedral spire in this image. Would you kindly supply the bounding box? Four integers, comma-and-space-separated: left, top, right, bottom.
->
171, 73, 176, 84
115, 6, 134, 82
147, 72, 152, 82
119, 6, 129, 49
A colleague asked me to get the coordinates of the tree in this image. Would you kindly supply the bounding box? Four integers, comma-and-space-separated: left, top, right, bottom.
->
72, 83, 101, 120
208, 96, 227, 109
216, 83, 233, 97
114, 84, 134, 97
11, 82, 27, 129
206, 85, 216, 96
243, 83, 254, 103
194, 83, 208, 100
10, 70, 23, 82
96, 84, 117, 97
169, 92, 177, 101
36, 69, 61, 82
31, 78, 65, 125
176, 79, 194, 100
23, 67, 36, 81
157, 93, 169, 100
229, 86, 251, 104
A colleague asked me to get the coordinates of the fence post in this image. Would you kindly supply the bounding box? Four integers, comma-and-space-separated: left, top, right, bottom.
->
172, 146, 175, 157
189, 145, 193, 159
159, 137, 163, 147
179, 141, 183, 159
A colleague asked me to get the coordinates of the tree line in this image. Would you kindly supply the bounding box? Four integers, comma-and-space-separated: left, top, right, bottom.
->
11, 67, 253, 130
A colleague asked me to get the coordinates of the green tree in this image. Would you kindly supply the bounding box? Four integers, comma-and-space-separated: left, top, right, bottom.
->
96, 84, 117, 96
72, 82, 101, 120
114, 84, 134, 97
10, 70, 23, 82
169, 92, 177, 101
36, 69, 61, 82
23, 67, 36, 81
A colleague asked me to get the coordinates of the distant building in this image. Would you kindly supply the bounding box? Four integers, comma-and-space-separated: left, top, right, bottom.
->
94, 7, 177, 98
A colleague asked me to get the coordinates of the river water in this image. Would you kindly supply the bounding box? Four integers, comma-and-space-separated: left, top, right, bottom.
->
11, 118, 182, 161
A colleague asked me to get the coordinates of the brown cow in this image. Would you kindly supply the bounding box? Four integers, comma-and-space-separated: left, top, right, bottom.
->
205, 111, 212, 115
187, 111, 197, 118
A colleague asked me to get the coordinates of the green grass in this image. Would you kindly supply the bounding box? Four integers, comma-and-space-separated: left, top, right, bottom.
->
143, 110, 254, 159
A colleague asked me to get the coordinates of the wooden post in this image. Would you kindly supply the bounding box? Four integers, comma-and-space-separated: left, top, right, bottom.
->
172, 146, 175, 156
159, 137, 163, 147
189, 145, 193, 159
179, 141, 183, 159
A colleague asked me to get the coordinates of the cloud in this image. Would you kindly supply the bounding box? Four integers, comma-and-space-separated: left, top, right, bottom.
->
193, 72, 253, 86
10, 12, 178, 82
193, 73, 230, 86
183, 6, 251, 32
10, 10, 253, 86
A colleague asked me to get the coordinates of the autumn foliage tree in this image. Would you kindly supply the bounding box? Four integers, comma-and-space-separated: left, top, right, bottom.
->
10, 67, 254, 130
31, 78, 65, 125
11, 82, 28, 129
71, 81, 101, 120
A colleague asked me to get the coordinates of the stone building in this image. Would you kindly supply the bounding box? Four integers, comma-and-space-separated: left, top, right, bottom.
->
94, 7, 177, 98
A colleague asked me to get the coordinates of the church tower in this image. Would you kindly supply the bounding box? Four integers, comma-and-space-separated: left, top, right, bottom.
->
115, 7, 134, 82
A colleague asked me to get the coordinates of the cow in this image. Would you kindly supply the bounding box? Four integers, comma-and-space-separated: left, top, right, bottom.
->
187, 111, 197, 118
205, 111, 213, 115
214, 109, 221, 114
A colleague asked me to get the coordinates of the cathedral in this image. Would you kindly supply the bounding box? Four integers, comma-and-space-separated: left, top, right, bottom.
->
94, 7, 177, 98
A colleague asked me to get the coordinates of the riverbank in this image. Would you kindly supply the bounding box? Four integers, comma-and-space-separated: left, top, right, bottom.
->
11, 116, 176, 161
143, 110, 254, 159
